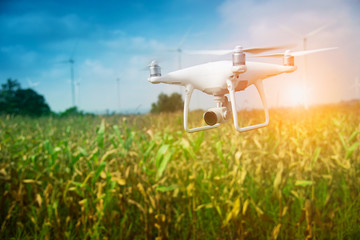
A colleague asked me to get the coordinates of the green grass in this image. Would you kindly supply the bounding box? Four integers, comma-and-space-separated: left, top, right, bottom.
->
0, 104, 360, 239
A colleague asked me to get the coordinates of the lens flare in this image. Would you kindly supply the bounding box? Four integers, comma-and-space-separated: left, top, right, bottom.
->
287, 84, 307, 106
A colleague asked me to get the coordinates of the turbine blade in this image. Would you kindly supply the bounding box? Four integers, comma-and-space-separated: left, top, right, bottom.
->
244, 44, 295, 54
186, 44, 294, 56
306, 21, 336, 38
256, 47, 337, 57
177, 27, 192, 49
255, 53, 285, 58
184, 49, 233, 55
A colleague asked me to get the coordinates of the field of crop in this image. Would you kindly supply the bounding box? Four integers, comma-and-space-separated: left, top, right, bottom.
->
1, 104, 360, 239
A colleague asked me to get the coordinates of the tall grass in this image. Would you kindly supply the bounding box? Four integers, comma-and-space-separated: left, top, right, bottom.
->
0, 104, 359, 239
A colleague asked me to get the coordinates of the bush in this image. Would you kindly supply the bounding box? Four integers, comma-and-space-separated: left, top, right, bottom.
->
151, 92, 183, 113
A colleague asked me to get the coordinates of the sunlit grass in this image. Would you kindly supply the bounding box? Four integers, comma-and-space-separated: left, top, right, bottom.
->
0, 103, 359, 239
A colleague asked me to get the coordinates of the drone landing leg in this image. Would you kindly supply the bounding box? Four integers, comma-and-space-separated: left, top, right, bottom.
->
227, 79, 269, 132
184, 85, 220, 133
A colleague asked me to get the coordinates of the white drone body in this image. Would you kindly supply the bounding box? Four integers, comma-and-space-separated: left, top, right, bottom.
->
148, 46, 336, 133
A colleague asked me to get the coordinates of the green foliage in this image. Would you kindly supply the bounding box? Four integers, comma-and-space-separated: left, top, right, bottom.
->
0, 78, 51, 116
60, 106, 84, 117
150, 92, 183, 113
0, 104, 359, 239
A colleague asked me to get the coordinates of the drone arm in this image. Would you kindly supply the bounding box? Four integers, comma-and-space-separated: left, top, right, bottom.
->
184, 85, 220, 133
227, 79, 269, 132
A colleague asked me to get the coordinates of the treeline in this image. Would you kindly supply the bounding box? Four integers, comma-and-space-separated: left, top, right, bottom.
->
0, 78, 91, 117
0, 79, 50, 116
1, 78, 185, 117
150, 92, 183, 113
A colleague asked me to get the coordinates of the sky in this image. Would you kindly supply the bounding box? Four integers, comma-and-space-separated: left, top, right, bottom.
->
1, 0, 359, 113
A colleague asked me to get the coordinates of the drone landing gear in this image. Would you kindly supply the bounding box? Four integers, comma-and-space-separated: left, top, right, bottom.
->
184, 80, 269, 133
184, 85, 220, 133
227, 79, 269, 132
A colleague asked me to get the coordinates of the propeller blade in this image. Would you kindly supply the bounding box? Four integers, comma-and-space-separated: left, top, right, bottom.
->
291, 47, 338, 56
184, 50, 233, 55
306, 21, 336, 38
255, 53, 285, 58
149, 60, 159, 66
256, 47, 337, 57
185, 44, 294, 55
141, 60, 161, 71
243, 44, 295, 54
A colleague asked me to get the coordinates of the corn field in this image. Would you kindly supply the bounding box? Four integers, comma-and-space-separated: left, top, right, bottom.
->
1, 104, 360, 239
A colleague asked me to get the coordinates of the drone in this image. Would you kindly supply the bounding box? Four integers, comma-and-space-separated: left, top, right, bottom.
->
148, 45, 337, 133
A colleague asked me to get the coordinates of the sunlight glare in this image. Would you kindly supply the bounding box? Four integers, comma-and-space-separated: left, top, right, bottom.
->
288, 84, 307, 106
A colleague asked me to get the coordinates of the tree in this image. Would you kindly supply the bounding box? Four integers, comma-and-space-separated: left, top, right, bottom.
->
0, 79, 21, 113
0, 78, 51, 116
151, 92, 183, 113
60, 106, 84, 117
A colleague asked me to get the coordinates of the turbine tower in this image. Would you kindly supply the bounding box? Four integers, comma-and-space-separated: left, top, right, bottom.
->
165, 29, 192, 98
167, 28, 191, 70
59, 42, 78, 107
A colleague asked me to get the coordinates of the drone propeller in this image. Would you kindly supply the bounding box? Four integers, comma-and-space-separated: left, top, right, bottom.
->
256, 47, 338, 57
140, 59, 163, 71
185, 44, 294, 55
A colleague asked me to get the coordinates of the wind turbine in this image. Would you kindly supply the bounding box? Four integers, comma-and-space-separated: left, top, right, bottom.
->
165, 28, 206, 109
282, 23, 334, 109
166, 29, 191, 70
164, 29, 192, 96
59, 42, 78, 107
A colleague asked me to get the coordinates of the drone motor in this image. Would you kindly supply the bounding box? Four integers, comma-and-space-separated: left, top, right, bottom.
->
282, 50, 294, 66
149, 61, 161, 77
283, 55, 294, 66
232, 46, 247, 73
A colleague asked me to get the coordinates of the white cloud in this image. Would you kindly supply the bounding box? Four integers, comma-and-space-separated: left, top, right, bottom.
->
84, 59, 115, 77
3, 12, 89, 38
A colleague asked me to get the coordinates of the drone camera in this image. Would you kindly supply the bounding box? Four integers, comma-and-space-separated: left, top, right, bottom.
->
149, 61, 161, 77
203, 107, 229, 126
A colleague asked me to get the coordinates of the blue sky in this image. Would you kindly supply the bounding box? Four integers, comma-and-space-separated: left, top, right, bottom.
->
1, 0, 359, 113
